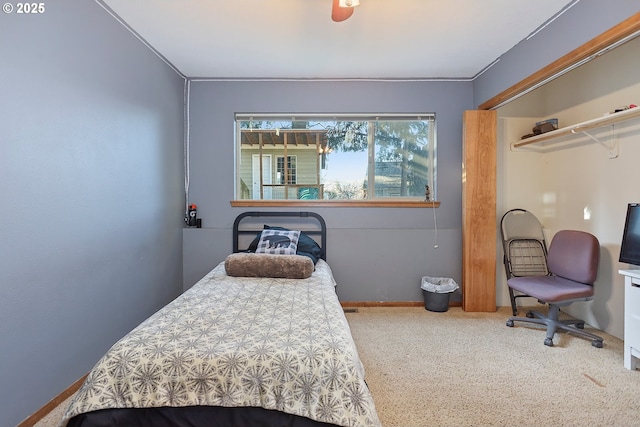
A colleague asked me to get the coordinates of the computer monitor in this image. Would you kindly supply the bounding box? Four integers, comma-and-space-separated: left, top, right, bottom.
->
620, 203, 640, 267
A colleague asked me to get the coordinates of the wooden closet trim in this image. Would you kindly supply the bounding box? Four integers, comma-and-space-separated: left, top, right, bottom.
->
461, 110, 497, 312
479, 12, 640, 111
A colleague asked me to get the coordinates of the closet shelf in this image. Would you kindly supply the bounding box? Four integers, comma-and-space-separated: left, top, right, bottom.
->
512, 106, 640, 149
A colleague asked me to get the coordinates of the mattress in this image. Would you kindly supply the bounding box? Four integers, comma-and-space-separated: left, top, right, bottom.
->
61, 259, 380, 427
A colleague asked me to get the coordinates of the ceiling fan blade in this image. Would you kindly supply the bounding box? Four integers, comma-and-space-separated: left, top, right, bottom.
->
331, 0, 354, 22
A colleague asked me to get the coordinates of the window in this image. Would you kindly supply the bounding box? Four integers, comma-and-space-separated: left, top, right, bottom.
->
277, 156, 297, 185
235, 114, 436, 202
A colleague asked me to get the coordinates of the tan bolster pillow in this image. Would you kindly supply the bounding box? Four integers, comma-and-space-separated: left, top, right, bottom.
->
224, 253, 314, 279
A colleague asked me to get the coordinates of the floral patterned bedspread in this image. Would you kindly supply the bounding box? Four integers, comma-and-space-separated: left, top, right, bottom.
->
61, 260, 381, 427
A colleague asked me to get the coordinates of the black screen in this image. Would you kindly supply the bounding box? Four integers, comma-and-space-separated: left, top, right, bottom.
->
620, 203, 640, 266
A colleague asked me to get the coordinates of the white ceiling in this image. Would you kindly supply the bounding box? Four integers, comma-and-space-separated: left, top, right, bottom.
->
99, 0, 574, 79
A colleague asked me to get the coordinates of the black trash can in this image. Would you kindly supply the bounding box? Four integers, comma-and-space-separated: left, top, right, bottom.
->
422, 289, 451, 312
421, 277, 459, 313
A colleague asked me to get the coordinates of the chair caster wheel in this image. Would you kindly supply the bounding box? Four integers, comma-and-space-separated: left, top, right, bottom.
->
526, 312, 534, 319
506, 320, 514, 327
544, 338, 554, 347
592, 340, 603, 348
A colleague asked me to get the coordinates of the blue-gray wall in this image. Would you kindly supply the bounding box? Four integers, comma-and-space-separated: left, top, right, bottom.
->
182, 80, 472, 302
0, 2, 185, 426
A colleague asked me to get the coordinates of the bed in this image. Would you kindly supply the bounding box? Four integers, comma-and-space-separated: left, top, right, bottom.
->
61, 211, 381, 427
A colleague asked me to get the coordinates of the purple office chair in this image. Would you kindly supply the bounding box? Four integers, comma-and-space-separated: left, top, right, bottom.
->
506, 230, 604, 348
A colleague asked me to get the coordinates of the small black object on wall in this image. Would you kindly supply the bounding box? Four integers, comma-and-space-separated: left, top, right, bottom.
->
186, 204, 198, 227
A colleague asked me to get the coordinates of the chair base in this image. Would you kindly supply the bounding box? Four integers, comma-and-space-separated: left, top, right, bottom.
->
506, 305, 604, 348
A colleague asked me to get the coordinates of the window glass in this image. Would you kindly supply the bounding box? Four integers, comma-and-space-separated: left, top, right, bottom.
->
235, 115, 436, 201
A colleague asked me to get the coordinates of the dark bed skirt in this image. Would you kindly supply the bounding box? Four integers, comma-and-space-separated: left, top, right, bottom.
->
66, 405, 340, 427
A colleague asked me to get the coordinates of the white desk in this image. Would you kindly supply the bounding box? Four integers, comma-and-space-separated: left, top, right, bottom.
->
619, 269, 640, 370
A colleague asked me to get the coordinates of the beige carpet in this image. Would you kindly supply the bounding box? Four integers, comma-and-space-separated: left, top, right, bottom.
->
345, 306, 640, 427
33, 395, 73, 427
35, 306, 639, 427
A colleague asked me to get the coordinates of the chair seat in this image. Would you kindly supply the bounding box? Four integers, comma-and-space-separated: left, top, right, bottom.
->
508, 275, 594, 303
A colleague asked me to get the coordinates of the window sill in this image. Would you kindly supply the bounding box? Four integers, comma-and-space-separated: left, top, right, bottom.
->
230, 200, 440, 208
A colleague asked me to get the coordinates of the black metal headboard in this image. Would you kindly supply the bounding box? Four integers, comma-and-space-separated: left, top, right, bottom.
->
232, 211, 327, 260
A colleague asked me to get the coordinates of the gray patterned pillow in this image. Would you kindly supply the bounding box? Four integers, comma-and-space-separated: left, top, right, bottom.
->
255, 229, 300, 255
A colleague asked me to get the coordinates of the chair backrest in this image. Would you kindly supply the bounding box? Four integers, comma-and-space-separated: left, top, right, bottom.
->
547, 230, 600, 285
501, 209, 549, 278
507, 239, 549, 277
501, 209, 546, 242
